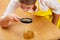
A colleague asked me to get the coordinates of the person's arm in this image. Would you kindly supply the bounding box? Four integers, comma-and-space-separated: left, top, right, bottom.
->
1, 0, 19, 20
44, 0, 60, 25
0, 0, 20, 28
52, 13, 60, 25
3, 0, 19, 16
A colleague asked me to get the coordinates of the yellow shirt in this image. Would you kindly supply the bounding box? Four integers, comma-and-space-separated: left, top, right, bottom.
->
35, 0, 60, 27
32, 0, 52, 21
34, 1, 52, 16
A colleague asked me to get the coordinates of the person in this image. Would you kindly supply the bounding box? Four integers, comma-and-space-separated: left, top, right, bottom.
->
0, 0, 60, 28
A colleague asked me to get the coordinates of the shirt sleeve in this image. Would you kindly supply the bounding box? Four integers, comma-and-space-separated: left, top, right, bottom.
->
44, 0, 60, 14
3, 0, 19, 15
38, 0, 49, 12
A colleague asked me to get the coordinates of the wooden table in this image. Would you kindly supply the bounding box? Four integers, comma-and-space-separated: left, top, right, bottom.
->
0, 0, 60, 40
0, 14, 60, 40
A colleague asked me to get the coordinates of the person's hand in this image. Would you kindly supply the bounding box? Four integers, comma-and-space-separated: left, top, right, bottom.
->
0, 14, 20, 28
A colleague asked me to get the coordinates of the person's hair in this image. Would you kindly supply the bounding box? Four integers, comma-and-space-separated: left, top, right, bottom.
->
19, 0, 36, 5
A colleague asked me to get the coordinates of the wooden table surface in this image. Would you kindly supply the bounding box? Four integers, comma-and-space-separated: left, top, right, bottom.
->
0, 0, 60, 40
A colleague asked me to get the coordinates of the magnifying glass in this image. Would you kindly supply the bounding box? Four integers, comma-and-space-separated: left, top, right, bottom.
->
20, 18, 32, 24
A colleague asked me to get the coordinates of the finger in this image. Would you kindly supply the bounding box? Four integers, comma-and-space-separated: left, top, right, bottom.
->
13, 16, 20, 22
15, 15, 20, 19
